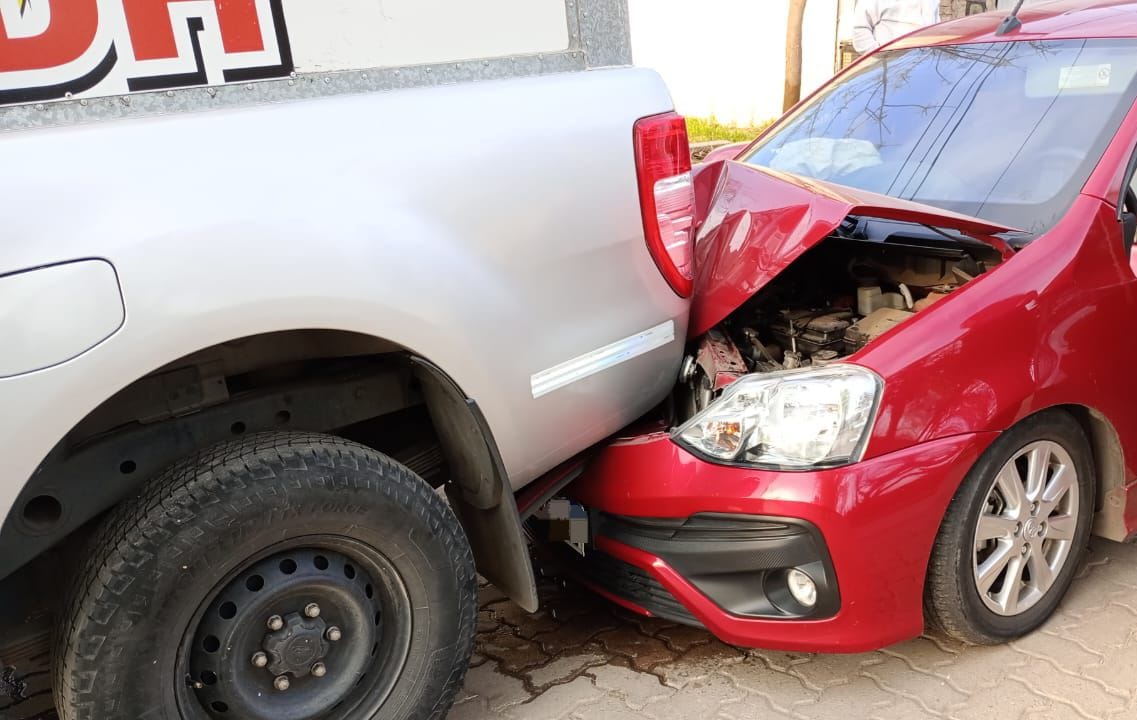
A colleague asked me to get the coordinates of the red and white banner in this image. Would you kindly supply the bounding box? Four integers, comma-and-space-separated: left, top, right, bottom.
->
0, 0, 572, 107
0, 0, 292, 105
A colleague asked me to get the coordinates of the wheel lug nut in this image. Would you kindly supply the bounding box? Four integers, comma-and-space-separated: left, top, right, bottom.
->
251, 651, 268, 668
1022, 543, 1030, 555
274, 675, 290, 691
311, 662, 327, 678
304, 603, 321, 619
326, 626, 342, 642
267, 614, 284, 631
1014, 522, 1022, 536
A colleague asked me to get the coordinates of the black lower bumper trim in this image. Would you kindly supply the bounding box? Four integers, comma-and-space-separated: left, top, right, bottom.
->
578, 548, 698, 625
594, 512, 840, 620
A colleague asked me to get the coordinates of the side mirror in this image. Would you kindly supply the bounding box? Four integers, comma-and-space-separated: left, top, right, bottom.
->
1122, 211, 1137, 256
1118, 141, 1137, 253
1117, 145, 1137, 255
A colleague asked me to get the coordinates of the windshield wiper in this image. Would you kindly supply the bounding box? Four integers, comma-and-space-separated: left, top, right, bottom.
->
910, 223, 1019, 252
919, 223, 1032, 249
843, 217, 1018, 254
995, 229, 1035, 248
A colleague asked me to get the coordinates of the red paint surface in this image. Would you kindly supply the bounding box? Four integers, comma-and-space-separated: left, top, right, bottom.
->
892, 0, 1137, 51
698, 142, 749, 166
690, 163, 1015, 338
576, 186, 1137, 650
571, 5, 1137, 651
0, 0, 100, 72
124, 0, 265, 59
578, 576, 654, 619
571, 433, 994, 651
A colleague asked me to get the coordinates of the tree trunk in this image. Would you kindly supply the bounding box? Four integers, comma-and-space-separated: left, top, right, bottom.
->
783, 0, 808, 112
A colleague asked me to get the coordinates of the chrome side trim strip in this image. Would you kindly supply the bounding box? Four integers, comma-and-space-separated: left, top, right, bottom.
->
530, 319, 675, 399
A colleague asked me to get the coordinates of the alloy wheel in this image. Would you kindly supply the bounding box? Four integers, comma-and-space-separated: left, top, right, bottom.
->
972, 440, 1079, 616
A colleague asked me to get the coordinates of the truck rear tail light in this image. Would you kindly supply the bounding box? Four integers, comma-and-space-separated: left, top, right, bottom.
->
634, 112, 695, 297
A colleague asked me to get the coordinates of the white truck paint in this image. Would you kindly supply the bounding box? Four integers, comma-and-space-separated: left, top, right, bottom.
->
0, 260, 125, 378
0, 2, 687, 716
0, 66, 685, 491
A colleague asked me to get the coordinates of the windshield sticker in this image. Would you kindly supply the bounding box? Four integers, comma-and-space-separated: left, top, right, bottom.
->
1058, 64, 1112, 91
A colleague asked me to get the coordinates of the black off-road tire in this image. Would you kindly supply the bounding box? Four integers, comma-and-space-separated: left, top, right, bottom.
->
924, 411, 1095, 644
53, 432, 477, 720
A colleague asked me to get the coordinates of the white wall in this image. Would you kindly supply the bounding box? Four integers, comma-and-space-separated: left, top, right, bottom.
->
285, 0, 570, 71
630, 0, 846, 127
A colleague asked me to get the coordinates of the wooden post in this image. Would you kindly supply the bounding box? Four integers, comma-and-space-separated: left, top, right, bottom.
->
783, 0, 808, 112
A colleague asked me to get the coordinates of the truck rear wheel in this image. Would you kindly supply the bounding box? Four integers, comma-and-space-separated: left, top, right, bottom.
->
53, 433, 476, 720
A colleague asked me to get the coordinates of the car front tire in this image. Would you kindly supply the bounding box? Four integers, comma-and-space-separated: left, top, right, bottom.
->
925, 410, 1095, 644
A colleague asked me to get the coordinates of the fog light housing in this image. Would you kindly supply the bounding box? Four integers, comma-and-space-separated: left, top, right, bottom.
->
786, 568, 817, 608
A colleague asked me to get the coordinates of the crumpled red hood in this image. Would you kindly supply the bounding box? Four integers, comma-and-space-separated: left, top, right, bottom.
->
688, 161, 1018, 338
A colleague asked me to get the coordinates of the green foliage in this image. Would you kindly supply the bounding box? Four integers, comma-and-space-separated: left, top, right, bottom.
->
686, 116, 774, 144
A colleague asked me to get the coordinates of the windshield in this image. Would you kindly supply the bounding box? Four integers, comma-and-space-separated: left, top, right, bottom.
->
742, 40, 1137, 235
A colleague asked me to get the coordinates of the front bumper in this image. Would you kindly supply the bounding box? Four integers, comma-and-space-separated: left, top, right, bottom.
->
563, 429, 997, 652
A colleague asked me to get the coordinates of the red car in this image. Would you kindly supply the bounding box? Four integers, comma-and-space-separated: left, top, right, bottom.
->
552, 1, 1137, 651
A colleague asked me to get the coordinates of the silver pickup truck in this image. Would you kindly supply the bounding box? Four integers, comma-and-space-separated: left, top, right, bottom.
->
0, 1, 689, 717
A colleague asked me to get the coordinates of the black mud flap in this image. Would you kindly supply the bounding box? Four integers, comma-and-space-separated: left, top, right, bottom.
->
410, 357, 539, 612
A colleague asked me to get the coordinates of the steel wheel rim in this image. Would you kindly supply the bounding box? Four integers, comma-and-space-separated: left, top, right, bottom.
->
972, 440, 1079, 616
175, 536, 413, 720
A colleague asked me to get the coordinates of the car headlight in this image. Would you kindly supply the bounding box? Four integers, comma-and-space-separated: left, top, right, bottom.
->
672, 364, 882, 469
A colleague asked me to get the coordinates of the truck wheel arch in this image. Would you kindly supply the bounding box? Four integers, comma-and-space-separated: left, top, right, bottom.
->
0, 329, 537, 610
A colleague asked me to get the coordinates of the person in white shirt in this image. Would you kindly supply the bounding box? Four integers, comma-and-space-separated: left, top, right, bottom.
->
852, 0, 941, 54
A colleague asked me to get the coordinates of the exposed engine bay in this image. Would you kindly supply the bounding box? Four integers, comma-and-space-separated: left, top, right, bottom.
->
677, 226, 1004, 421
